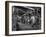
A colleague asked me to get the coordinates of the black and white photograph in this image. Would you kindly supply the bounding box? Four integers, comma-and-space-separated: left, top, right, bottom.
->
5, 1, 45, 36
12, 6, 41, 31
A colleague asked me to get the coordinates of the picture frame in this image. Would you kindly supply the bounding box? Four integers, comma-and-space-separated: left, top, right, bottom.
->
5, 1, 45, 36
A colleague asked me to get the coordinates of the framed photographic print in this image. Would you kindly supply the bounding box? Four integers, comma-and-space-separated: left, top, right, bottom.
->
5, 1, 45, 36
